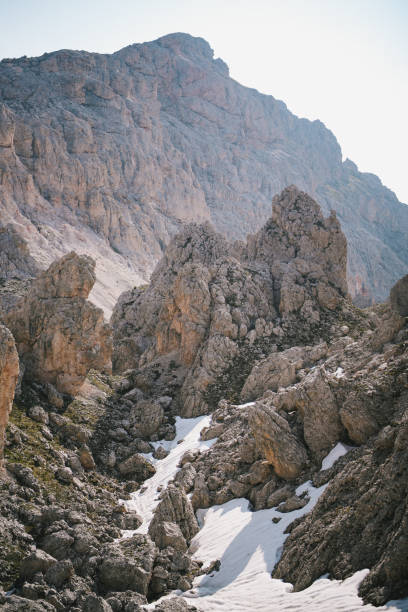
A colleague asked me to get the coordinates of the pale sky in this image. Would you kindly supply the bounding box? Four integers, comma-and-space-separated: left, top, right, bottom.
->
1, 0, 407, 203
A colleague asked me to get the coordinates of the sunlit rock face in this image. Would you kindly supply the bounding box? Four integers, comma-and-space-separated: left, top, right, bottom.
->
4, 252, 112, 395
0, 33, 407, 314
112, 186, 349, 417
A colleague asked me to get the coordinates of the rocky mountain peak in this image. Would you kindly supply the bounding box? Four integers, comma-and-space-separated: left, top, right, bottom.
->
112, 187, 350, 416
246, 185, 348, 313
156, 32, 215, 61
152, 221, 230, 283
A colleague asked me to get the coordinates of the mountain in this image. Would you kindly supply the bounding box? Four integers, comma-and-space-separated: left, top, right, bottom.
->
1, 188, 407, 610
0, 32, 407, 314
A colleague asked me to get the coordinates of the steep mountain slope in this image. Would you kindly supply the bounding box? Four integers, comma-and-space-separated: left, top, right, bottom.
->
0, 33, 407, 314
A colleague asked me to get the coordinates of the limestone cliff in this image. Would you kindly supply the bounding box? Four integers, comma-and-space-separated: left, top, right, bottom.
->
0, 33, 406, 313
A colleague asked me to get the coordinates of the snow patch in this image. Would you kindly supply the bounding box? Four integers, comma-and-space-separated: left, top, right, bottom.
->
233, 401, 256, 409
121, 415, 217, 535
320, 442, 353, 471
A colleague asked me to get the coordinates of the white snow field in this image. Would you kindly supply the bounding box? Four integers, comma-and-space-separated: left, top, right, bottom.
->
123, 415, 408, 612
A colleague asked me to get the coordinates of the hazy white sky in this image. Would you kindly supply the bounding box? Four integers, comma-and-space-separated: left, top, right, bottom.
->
1, 0, 407, 203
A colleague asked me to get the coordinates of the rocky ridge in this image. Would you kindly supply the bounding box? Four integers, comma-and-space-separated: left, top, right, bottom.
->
0, 242, 201, 610
0, 32, 407, 313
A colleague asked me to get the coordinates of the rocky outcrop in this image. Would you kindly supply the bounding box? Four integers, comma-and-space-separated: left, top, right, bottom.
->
112, 187, 349, 416
97, 535, 157, 595
248, 403, 308, 479
269, 279, 408, 603
4, 252, 111, 395
0, 325, 19, 474
0, 34, 407, 314
149, 484, 199, 547
274, 383, 408, 605
241, 342, 328, 402
245, 187, 348, 312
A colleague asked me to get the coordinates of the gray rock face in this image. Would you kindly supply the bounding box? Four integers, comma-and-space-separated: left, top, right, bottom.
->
248, 403, 308, 479
241, 343, 327, 402
0, 33, 406, 314
97, 535, 156, 595
149, 484, 199, 545
0, 225, 39, 281
390, 273, 408, 317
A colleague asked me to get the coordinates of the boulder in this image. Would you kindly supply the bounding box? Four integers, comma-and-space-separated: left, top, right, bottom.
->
97, 535, 156, 595
20, 549, 57, 579
149, 521, 187, 551
130, 400, 164, 438
83, 595, 113, 612
27, 405, 48, 424
44, 559, 73, 587
248, 403, 308, 479
117, 453, 156, 481
149, 484, 199, 544
41, 530, 74, 560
